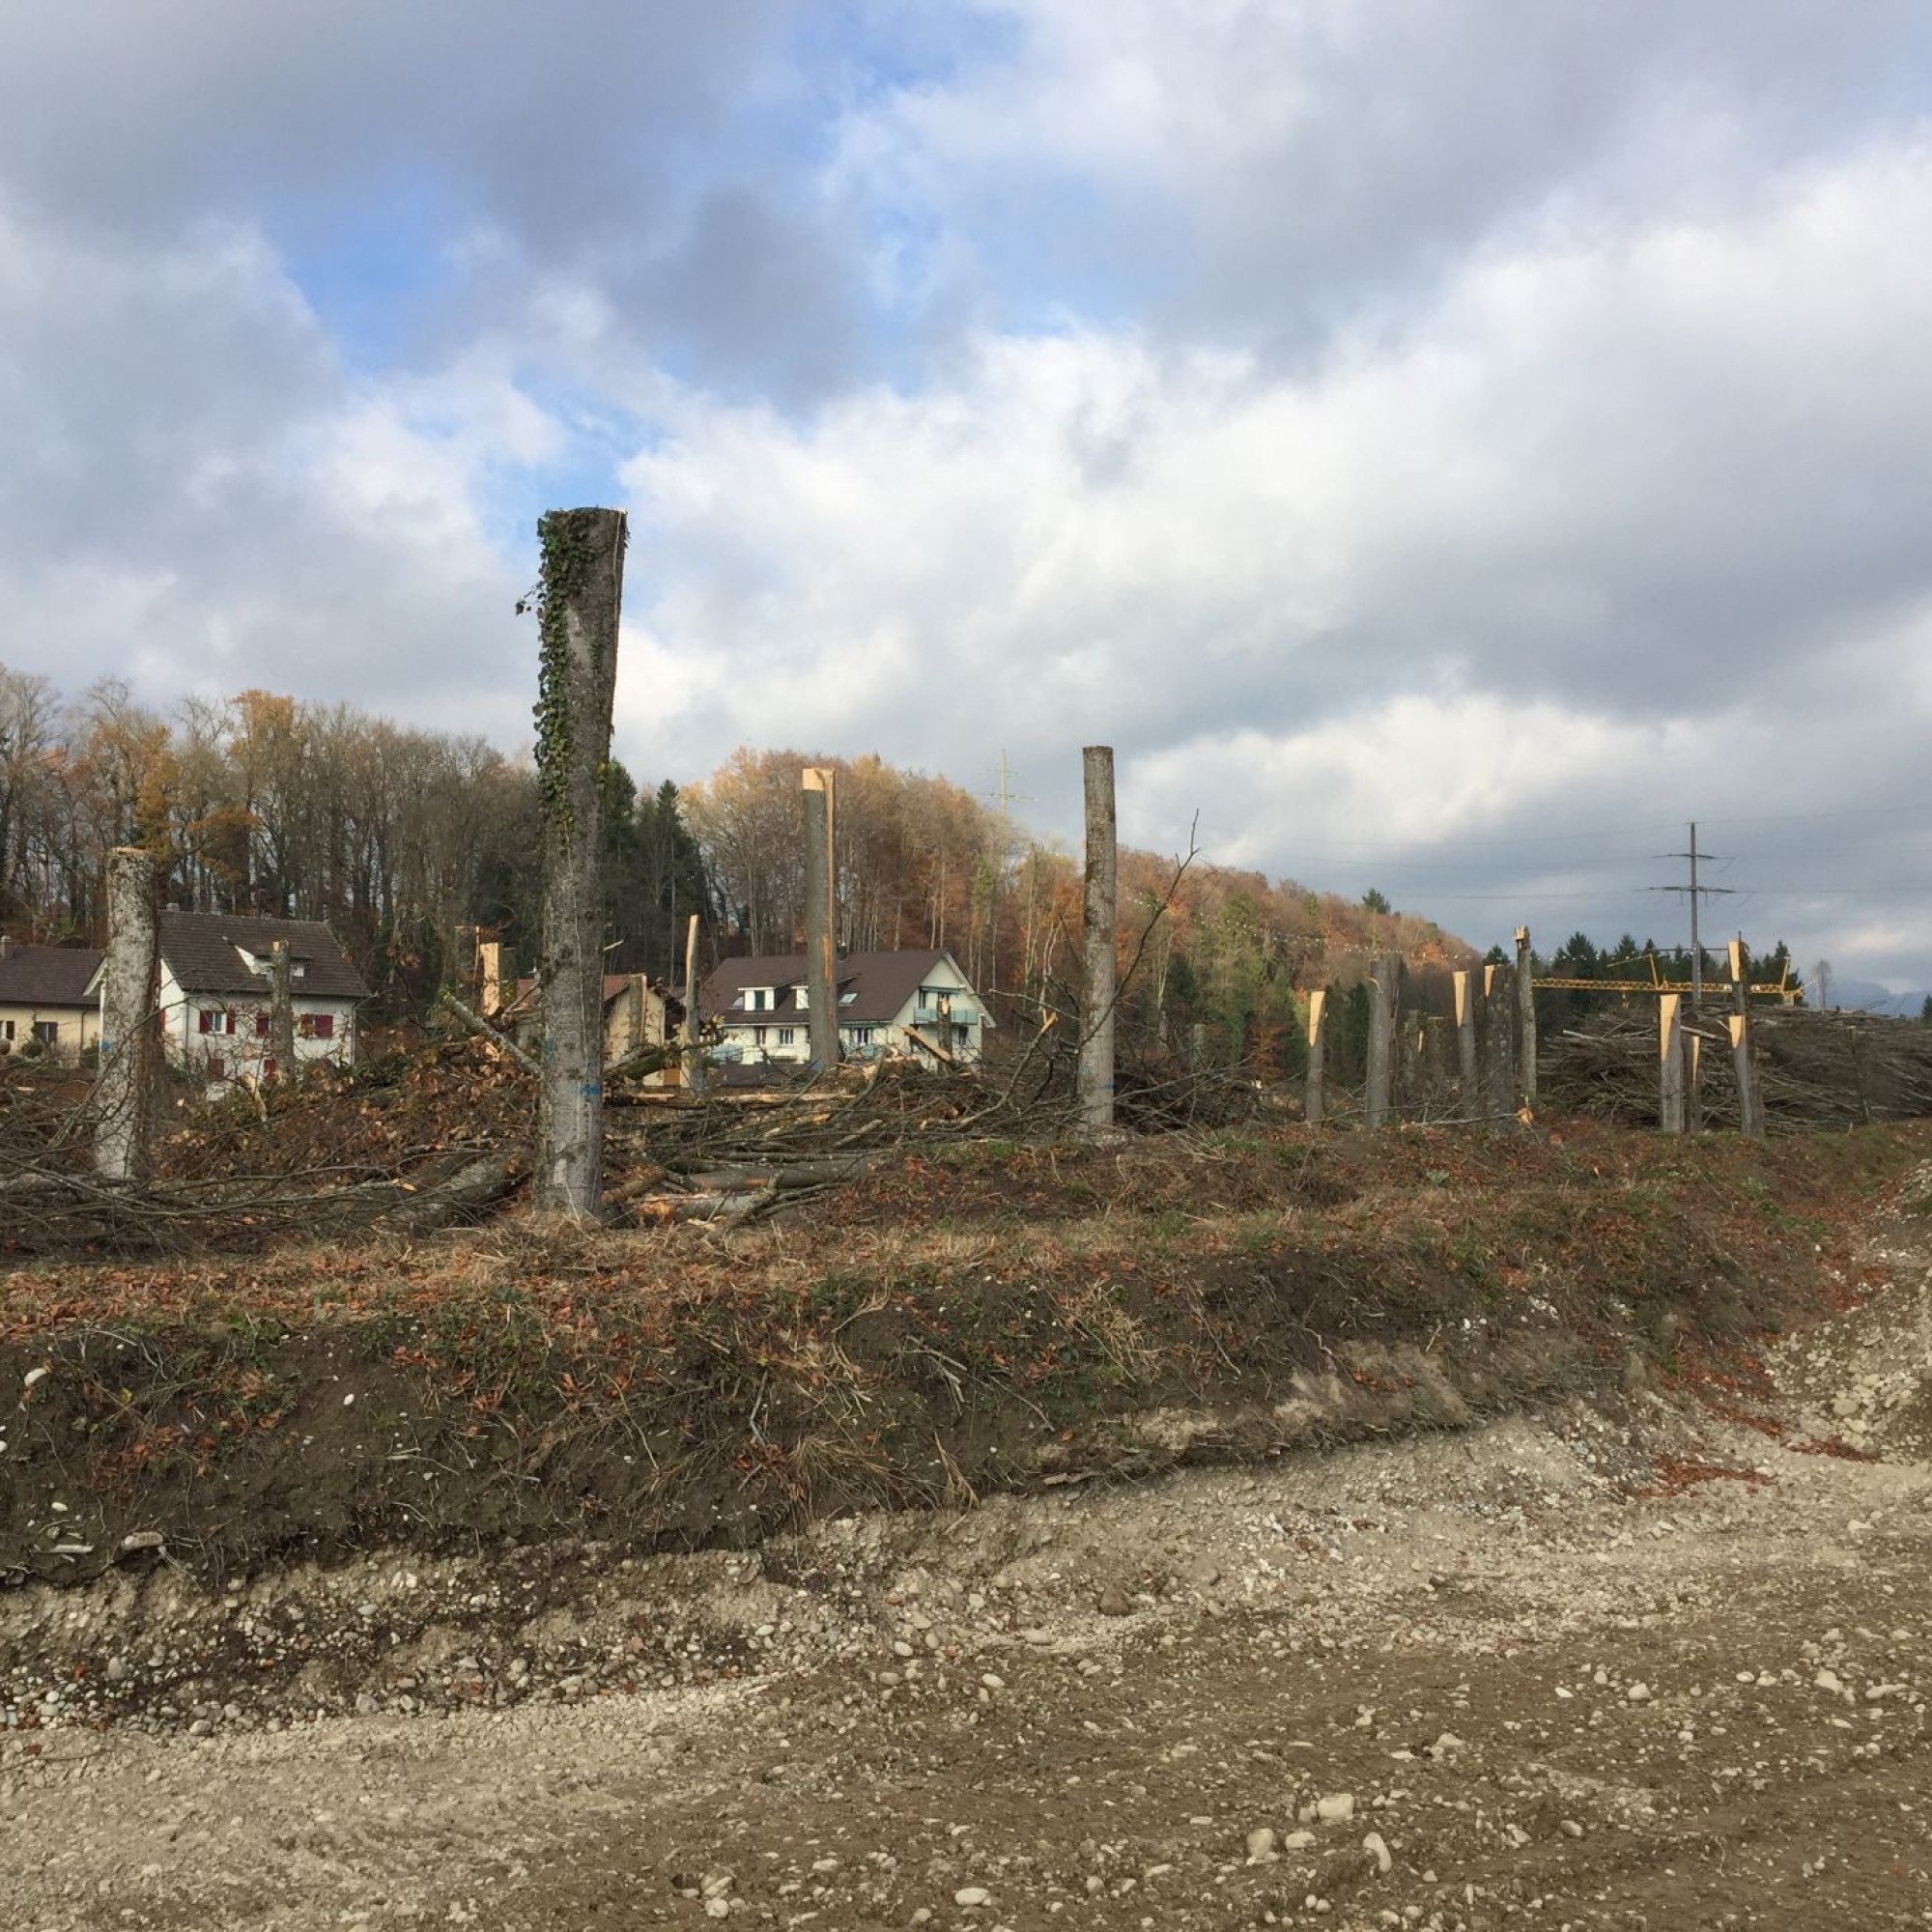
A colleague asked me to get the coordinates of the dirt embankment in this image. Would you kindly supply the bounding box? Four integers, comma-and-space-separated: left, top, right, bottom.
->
3, 1122, 1924, 1588
0, 1148, 1928, 1931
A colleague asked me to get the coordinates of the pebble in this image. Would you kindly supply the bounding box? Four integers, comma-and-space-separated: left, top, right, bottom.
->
1245, 1827, 1278, 1863
1316, 1793, 1355, 1823
1814, 1669, 1845, 1695
953, 1886, 992, 1907
1626, 1683, 1653, 1702
979, 1673, 1005, 1692
1362, 1831, 1393, 1874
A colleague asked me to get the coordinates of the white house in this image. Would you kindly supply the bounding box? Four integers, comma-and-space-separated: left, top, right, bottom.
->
699, 949, 992, 1066
89, 912, 369, 1088
0, 939, 102, 1064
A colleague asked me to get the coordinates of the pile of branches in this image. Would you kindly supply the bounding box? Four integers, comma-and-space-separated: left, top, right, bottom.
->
0, 1043, 527, 1261
1541, 1006, 1932, 1130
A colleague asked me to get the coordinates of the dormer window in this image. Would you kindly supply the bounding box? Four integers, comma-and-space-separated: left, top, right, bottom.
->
744, 986, 774, 1012
793, 983, 809, 1009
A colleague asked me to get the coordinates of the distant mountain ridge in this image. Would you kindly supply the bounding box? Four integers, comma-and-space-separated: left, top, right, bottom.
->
1821, 978, 1931, 1018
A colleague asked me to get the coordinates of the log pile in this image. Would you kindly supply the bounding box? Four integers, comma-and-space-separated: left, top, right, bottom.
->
1542, 1007, 1932, 1130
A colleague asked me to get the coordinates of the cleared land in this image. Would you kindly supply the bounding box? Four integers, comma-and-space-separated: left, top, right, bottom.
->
2, 1117, 1930, 1929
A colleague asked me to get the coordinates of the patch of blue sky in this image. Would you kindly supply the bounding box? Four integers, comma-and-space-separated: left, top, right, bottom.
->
469, 385, 647, 563
274, 183, 466, 377
789, 2, 1024, 110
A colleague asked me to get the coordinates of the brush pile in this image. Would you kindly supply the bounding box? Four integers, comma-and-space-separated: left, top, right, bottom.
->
1542, 1006, 1932, 1129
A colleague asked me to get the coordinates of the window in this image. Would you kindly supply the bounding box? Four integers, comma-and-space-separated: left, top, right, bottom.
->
744, 987, 773, 1012
845, 1025, 875, 1048
33, 1020, 59, 1045
793, 984, 809, 1009
776, 1027, 795, 1046
256, 1012, 270, 1037
839, 989, 856, 1006
198, 1008, 234, 1036
0, 1019, 13, 1041
312, 1012, 334, 1039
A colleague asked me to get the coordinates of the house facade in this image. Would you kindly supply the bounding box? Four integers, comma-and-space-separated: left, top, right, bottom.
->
123, 912, 369, 1086
500, 972, 682, 1079
700, 949, 992, 1067
0, 940, 103, 1064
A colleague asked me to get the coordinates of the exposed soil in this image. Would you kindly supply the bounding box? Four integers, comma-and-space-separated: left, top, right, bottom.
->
2, 1129, 1930, 1928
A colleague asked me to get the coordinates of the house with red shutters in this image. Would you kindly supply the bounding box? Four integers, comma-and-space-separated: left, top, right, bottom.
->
89, 911, 369, 1088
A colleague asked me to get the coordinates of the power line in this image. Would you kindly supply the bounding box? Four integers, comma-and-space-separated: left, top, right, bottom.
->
1646, 822, 1736, 1008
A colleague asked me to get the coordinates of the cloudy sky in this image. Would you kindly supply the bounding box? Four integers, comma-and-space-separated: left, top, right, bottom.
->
6, 3, 1932, 990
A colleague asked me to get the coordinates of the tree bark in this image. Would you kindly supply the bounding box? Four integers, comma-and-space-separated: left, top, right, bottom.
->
532, 507, 626, 1216
1454, 969, 1480, 1106
1365, 953, 1401, 1128
803, 767, 839, 1071
1659, 992, 1686, 1134
1078, 746, 1117, 1138
1515, 925, 1538, 1112
681, 911, 704, 1095
1482, 962, 1518, 1124
269, 939, 295, 1081
96, 846, 158, 1180
1303, 989, 1326, 1125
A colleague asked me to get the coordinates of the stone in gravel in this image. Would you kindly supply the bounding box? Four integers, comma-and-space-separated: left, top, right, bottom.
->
1096, 1586, 1134, 1617
1362, 1831, 1393, 1874
1282, 1831, 1317, 1851
1316, 1794, 1356, 1823
1814, 1669, 1845, 1694
1560, 1820, 1584, 1838
1626, 1682, 1652, 1702
980, 1673, 1006, 1691
953, 1886, 992, 1906
355, 1692, 379, 1716
1245, 1827, 1279, 1863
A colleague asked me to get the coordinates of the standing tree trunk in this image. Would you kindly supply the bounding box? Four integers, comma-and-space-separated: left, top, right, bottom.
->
803, 767, 839, 1072
533, 507, 627, 1216
681, 911, 703, 1095
1365, 953, 1401, 1127
1454, 969, 1479, 1107
96, 846, 158, 1180
1659, 993, 1686, 1134
1304, 988, 1327, 1126
1514, 925, 1538, 1113
1078, 746, 1117, 1139
1482, 962, 1518, 1124
1729, 939, 1763, 1137
269, 939, 296, 1081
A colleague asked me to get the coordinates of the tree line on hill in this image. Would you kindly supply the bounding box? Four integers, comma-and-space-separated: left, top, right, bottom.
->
2, 668, 1489, 1077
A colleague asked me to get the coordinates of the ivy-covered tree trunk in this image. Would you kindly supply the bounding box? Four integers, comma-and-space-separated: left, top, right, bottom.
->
533, 508, 627, 1216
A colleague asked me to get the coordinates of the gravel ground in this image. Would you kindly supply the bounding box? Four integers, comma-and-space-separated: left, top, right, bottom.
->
4, 1176, 1930, 1931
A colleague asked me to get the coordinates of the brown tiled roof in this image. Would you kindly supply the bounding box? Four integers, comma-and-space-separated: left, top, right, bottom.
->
157, 912, 370, 1001
0, 944, 102, 1009
699, 950, 979, 1027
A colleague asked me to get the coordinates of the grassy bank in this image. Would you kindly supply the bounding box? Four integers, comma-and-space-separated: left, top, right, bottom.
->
3, 1120, 1925, 1584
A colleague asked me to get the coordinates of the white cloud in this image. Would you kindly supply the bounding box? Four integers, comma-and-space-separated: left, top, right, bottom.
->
616, 136, 1932, 971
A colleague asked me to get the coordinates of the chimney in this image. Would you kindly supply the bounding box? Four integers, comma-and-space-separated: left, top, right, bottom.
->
0, 934, 12, 960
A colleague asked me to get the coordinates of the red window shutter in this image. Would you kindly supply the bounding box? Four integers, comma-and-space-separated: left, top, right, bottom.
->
313, 1013, 334, 1039
198, 1009, 213, 1034
256, 1012, 270, 1037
